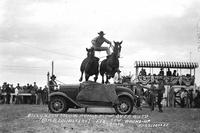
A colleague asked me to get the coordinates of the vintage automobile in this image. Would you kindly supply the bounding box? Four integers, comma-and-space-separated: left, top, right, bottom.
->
48, 81, 136, 115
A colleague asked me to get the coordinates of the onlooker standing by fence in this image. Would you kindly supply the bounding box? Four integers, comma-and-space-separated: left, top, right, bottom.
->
0, 86, 2, 103
14, 85, 19, 104
37, 87, 43, 104
42, 86, 48, 104
5, 84, 12, 104
10, 84, 15, 103
2, 82, 7, 103
23, 84, 30, 104
30, 84, 36, 104
15, 83, 22, 104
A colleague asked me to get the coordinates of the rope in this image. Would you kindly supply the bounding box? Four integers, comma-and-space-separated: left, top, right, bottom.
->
55, 79, 66, 84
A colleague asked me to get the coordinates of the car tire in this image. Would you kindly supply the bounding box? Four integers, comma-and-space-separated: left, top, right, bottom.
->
48, 96, 69, 113
114, 96, 133, 115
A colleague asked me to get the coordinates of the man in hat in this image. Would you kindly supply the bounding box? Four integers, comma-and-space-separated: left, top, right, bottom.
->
5, 84, 12, 104
157, 79, 165, 112
159, 68, 164, 76
149, 83, 157, 111
49, 75, 58, 93
135, 82, 144, 110
91, 31, 112, 55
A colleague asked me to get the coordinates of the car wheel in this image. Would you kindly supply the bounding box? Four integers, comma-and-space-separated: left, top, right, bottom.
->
48, 96, 69, 113
114, 96, 133, 115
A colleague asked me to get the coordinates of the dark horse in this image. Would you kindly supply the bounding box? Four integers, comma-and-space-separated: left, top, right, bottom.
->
79, 47, 99, 82
100, 41, 122, 84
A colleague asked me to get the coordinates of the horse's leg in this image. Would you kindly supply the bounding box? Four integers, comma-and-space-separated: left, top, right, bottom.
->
85, 73, 90, 81
105, 74, 110, 84
101, 73, 104, 84
94, 64, 99, 82
79, 59, 86, 82
94, 73, 98, 82
79, 71, 83, 82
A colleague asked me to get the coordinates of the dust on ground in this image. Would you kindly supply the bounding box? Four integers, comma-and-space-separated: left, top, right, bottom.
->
0, 105, 200, 133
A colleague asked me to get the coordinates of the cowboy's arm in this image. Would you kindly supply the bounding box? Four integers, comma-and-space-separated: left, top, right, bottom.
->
103, 37, 112, 46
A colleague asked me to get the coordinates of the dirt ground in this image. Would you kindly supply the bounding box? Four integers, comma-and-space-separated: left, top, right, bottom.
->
0, 105, 200, 133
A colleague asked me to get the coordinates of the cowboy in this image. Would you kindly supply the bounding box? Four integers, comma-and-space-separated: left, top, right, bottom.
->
91, 31, 112, 55
49, 75, 58, 93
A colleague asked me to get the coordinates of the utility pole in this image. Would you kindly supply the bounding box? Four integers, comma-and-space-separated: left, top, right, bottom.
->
47, 72, 50, 86
47, 72, 50, 103
189, 51, 192, 75
197, 19, 200, 51
52, 61, 54, 76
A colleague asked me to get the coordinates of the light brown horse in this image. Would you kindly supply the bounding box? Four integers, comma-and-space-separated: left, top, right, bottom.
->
79, 47, 99, 82
100, 41, 122, 84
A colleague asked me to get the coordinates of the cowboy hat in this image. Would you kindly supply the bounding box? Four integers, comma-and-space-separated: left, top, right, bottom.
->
98, 31, 105, 35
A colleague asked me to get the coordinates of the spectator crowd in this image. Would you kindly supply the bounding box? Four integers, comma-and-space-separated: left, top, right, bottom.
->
176, 88, 200, 108
139, 68, 195, 78
0, 80, 200, 109
0, 82, 48, 105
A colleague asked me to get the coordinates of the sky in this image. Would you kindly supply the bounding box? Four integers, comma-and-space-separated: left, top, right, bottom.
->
0, 0, 200, 87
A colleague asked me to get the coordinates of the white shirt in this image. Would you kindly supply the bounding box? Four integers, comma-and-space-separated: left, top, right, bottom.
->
91, 36, 111, 47
15, 88, 19, 95
114, 73, 122, 83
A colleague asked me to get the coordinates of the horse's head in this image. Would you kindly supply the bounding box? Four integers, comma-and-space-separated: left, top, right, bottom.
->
86, 47, 95, 58
113, 41, 122, 58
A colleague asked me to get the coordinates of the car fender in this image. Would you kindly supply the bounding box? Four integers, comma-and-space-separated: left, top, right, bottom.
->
49, 92, 81, 107
117, 91, 135, 105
